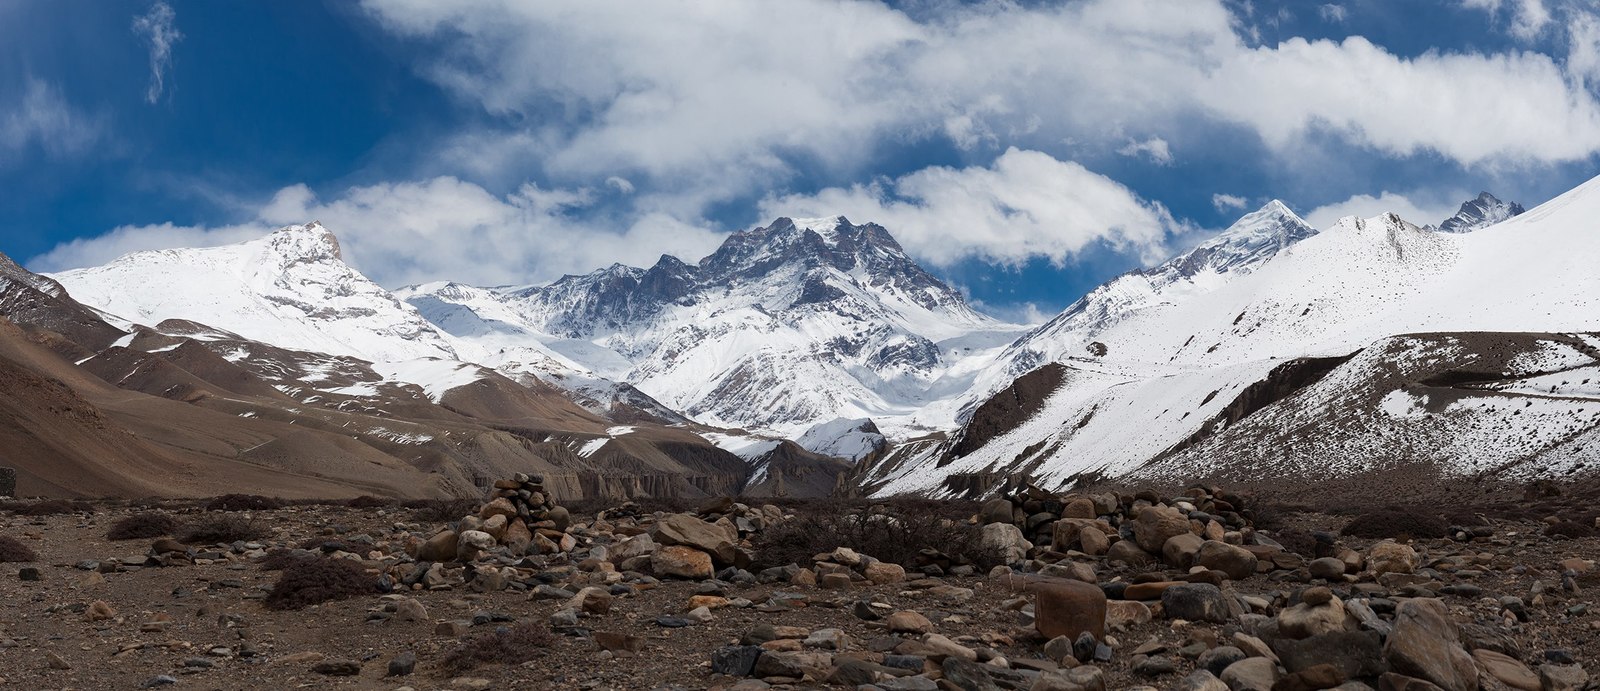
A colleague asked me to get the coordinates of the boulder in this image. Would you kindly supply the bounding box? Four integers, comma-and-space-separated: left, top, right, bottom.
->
1063, 498, 1097, 519
1052, 519, 1105, 551
455, 530, 496, 561
1369, 541, 1418, 576
1078, 526, 1110, 556
412, 530, 458, 562
653, 513, 737, 564
753, 651, 833, 679
1163, 533, 1205, 568
1274, 630, 1387, 678
651, 545, 714, 579
1279, 593, 1349, 639
1135, 505, 1193, 553
864, 561, 906, 585
1221, 657, 1281, 691
1106, 540, 1154, 566
980, 522, 1033, 564
1160, 583, 1230, 624
980, 498, 1015, 525
1030, 578, 1107, 641
1196, 540, 1258, 580
1383, 599, 1478, 691
1469, 649, 1538, 691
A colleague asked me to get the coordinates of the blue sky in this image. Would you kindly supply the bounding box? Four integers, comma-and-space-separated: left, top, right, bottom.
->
4, 0, 1600, 323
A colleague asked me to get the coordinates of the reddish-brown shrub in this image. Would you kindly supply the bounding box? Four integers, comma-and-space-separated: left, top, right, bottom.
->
441, 622, 554, 671
107, 512, 180, 540
11, 499, 95, 516
205, 494, 284, 512
1340, 507, 1448, 540
1545, 521, 1597, 539
0, 536, 37, 562
264, 557, 377, 610
403, 498, 477, 523
345, 495, 394, 509
178, 516, 267, 545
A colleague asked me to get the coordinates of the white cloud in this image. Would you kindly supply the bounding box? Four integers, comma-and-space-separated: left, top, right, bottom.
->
1319, 4, 1347, 22
1303, 190, 1465, 230
131, 1, 182, 104
1212, 193, 1249, 211
32, 177, 727, 289
1566, 8, 1600, 89
1116, 137, 1174, 165
759, 148, 1183, 268
604, 176, 634, 194
1460, 0, 1551, 40
1, 79, 103, 158
358, 0, 1600, 208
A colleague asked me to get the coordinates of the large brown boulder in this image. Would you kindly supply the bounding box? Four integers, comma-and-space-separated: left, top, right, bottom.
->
1383, 599, 1479, 691
1009, 575, 1106, 641
1196, 540, 1258, 579
653, 513, 737, 564
1134, 505, 1193, 553
412, 529, 458, 562
651, 545, 714, 579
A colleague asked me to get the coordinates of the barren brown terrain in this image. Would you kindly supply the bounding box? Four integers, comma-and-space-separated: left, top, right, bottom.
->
0, 480, 1592, 691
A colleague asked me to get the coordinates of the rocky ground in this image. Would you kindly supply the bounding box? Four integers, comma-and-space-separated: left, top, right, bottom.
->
0, 481, 1594, 691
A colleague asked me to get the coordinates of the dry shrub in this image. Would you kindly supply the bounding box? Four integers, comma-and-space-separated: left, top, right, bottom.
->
441, 622, 554, 671
1340, 507, 1449, 540
178, 516, 267, 545
257, 549, 314, 571
403, 498, 478, 523
345, 495, 394, 509
264, 556, 377, 610
751, 498, 1001, 571
107, 512, 179, 540
11, 499, 95, 516
0, 535, 37, 562
205, 494, 283, 512
1269, 527, 1321, 557
1544, 521, 1597, 539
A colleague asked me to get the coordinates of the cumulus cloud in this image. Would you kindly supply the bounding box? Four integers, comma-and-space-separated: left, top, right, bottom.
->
1, 79, 103, 159
359, 0, 1600, 197
131, 1, 182, 104
1212, 193, 1249, 211
1303, 190, 1465, 230
32, 177, 727, 289
759, 148, 1183, 268
1116, 137, 1174, 165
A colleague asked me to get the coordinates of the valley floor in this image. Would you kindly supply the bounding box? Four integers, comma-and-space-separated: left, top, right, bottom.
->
0, 485, 1594, 690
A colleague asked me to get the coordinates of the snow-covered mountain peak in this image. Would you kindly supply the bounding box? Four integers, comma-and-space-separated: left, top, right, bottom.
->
1437, 191, 1525, 233
1169, 200, 1317, 278
261, 221, 343, 263
51, 223, 460, 363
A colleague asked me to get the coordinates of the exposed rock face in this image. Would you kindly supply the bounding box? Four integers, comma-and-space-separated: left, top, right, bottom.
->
1436, 191, 1524, 233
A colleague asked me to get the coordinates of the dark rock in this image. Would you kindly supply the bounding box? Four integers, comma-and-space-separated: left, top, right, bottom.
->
711, 645, 762, 676
312, 660, 361, 676
942, 657, 1002, 690
1274, 631, 1387, 678
1161, 583, 1231, 623
386, 651, 415, 677
1134, 655, 1179, 677
1197, 645, 1247, 677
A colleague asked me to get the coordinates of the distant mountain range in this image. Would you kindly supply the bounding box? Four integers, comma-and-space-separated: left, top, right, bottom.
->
5, 183, 1597, 501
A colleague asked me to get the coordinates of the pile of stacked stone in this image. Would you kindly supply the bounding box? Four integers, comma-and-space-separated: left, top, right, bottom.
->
409, 473, 573, 564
